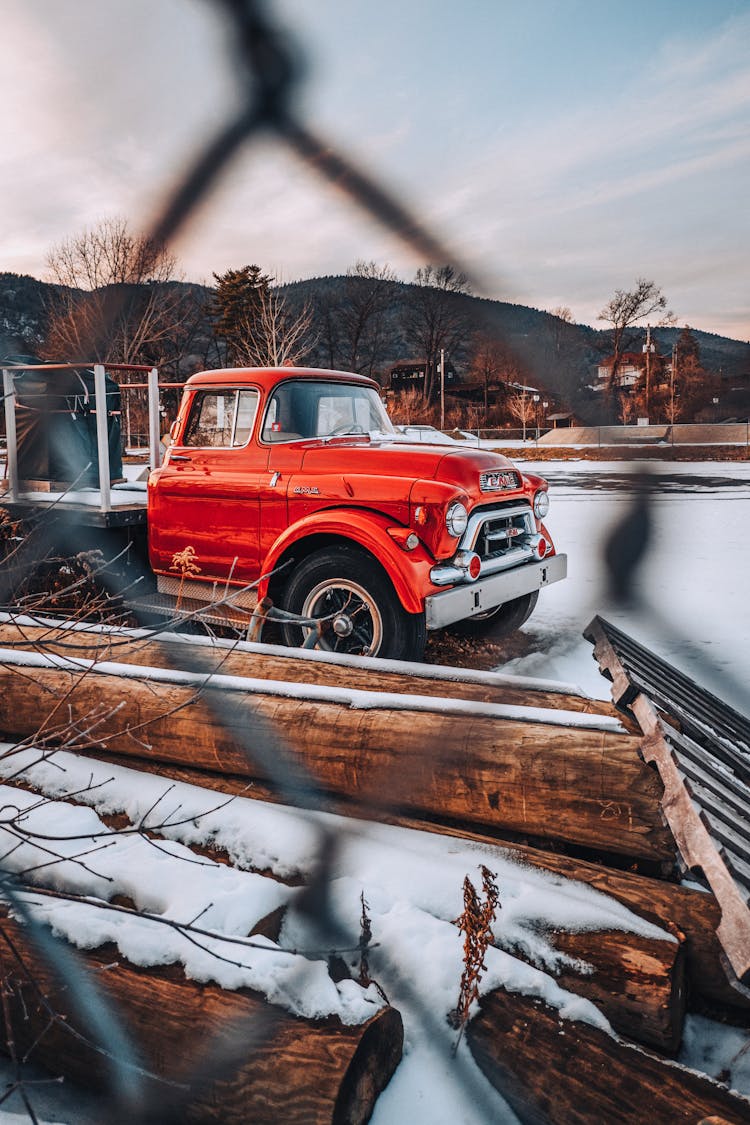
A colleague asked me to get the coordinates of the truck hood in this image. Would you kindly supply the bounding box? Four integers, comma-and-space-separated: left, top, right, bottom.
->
297, 438, 518, 492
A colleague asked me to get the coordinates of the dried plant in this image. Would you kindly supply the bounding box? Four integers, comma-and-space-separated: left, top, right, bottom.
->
449, 865, 500, 1050
170, 545, 201, 611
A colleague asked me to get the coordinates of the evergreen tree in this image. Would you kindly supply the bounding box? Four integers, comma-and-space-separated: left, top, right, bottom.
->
675, 325, 701, 371
210, 265, 272, 365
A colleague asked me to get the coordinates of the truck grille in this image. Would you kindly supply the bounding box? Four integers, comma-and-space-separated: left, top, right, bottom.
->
475, 509, 532, 560
429, 501, 538, 587
463, 502, 536, 567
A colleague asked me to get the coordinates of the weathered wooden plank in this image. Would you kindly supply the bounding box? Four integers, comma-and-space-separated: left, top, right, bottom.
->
0, 912, 402, 1125
0, 618, 624, 717
0, 658, 674, 862
586, 615, 750, 988
466, 988, 750, 1125
636, 709, 750, 986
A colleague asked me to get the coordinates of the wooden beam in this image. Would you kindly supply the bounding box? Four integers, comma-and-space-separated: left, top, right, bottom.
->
585, 615, 750, 987
0, 911, 402, 1125
0, 657, 675, 863
466, 987, 750, 1125
635, 703, 750, 985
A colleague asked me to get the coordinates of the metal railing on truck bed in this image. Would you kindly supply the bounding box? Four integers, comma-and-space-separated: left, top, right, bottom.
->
1, 362, 170, 528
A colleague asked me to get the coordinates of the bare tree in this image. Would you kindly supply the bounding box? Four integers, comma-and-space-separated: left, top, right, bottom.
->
42, 217, 196, 371
312, 262, 397, 377
598, 279, 675, 402
234, 287, 316, 368
469, 335, 523, 423
338, 261, 397, 376
505, 388, 537, 442
401, 265, 471, 403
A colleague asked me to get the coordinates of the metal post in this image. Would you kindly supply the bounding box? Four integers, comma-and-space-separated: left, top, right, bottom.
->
439, 349, 445, 431
93, 364, 111, 513
148, 367, 161, 470
2, 369, 19, 502
643, 325, 655, 421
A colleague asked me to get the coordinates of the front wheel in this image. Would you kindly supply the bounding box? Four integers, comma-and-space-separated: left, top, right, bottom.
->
280, 546, 426, 661
448, 590, 539, 639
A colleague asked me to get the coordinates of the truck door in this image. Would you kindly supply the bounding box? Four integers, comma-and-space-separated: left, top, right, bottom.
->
149, 386, 263, 584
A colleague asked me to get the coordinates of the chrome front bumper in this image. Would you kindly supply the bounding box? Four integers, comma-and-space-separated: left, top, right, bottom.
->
424, 553, 567, 631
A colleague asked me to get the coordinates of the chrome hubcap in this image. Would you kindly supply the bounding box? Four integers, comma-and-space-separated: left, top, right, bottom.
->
301, 578, 383, 655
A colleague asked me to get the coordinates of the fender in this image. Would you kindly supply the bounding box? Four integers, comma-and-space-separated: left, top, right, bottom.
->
260, 508, 436, 614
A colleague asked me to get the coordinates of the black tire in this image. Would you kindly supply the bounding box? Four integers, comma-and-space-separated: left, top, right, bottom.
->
280, 545, 427, 661
448, 590, 539, 639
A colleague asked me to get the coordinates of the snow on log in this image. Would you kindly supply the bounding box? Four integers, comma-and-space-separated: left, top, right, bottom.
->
55, 750, 745, 1020
0, 616, 623, 717
0, 649, 675, 863
491, 839, 750, 1018
0, 910, 403, 1125
466, 987, 750, 1125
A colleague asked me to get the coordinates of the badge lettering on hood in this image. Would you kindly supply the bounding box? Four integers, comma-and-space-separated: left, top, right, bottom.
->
479, 470, 518, 492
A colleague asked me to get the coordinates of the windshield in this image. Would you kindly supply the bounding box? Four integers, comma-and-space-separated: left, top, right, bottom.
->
261, 380, 395, 442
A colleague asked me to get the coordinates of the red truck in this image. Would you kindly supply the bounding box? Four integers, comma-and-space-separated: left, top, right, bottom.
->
148, 366, 566, 660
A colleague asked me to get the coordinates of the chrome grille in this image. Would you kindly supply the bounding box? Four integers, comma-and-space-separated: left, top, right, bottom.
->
474, 507, 534, 561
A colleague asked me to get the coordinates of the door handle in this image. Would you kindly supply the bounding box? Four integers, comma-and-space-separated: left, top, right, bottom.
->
169, 453, 192, 462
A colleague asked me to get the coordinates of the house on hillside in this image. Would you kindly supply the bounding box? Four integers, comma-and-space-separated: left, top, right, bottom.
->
592, 351, 671, 394
388, 358, 458, 394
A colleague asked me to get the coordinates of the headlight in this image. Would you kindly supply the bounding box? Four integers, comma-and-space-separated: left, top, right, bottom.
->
445, 501, 468, 537
533, 489, 550, 519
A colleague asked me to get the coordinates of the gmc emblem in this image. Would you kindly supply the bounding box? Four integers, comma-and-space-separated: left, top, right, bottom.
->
479, 470, 518, 492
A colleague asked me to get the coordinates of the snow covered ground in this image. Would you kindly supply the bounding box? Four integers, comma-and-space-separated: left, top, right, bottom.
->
1, 458, 749, 1122
504, 459, 750, 722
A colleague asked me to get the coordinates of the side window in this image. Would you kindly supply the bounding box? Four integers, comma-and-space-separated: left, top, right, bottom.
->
183, 389, 259, 448
233, 390, 260, 445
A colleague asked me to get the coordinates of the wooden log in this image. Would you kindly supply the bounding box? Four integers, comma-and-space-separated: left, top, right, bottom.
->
0, 912, 402, 1125
0, 618, 624, 718
510, 923, 686, 1054
79, 754, 748, 1017
465, 987, 750, 1125
0, 653, 675, 863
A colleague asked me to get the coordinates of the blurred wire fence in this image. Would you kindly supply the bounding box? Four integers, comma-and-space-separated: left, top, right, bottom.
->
0, 0, 748, 1122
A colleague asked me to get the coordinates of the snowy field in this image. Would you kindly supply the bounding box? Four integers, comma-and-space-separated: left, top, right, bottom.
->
1, 458, 750, 1123
505, 459, 750, 721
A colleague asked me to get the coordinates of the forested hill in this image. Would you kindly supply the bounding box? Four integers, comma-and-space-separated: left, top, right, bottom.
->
2, 270, 748, 396
280, 275, 750, 387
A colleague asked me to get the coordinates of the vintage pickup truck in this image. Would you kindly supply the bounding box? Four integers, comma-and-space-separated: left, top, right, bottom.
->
147, 366, 566, 660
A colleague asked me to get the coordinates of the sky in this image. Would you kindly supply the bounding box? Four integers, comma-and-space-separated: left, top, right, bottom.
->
1, 0, 748, 340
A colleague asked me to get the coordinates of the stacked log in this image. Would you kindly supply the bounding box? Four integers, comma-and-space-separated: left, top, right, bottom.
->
0, 907, 402, 1124
0, 619, 625, 717
2, 616, 749, 1121
466, 987, 750, 1125
0, 644, 675, 865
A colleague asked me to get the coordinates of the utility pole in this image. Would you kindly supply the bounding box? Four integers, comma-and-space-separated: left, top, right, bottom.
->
439, 349, 445, 430
643, 325, 655, 419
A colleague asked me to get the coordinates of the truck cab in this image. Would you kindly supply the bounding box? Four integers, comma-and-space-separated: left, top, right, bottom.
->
148, 366, 566, 660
